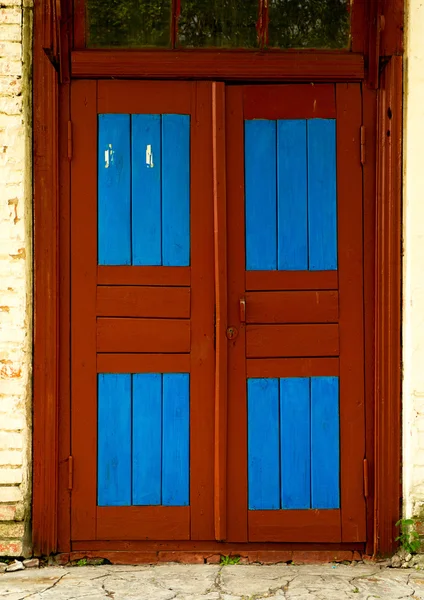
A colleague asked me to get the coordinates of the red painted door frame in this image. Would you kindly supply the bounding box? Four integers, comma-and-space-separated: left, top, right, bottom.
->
32, 0, 403, 557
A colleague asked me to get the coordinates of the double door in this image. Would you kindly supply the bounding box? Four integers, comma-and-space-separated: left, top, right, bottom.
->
70, 81, 366, 545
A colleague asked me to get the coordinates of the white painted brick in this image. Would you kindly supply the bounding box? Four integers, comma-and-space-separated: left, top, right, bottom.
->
0, 486, 22, 503
0, 42, 21, 60
0, 8, 22, 25
0, 413, 25, 431
0, 450, 22, 465
0, 58, 20, 76
0, 76, 22, 97
0, 0, 22, 6
0, 25, 21, 43
0, 95, 22, 114
0, 431, 23, 450
0, 468, 22, 484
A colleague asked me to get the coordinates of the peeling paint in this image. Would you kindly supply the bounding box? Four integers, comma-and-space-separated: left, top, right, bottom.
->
104, 144, 114, 169
9, 247, 25, 260
146, 144, 154, 168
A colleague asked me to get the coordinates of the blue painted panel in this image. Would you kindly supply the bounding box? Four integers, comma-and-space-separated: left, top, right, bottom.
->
132, 373, 162, 506
248, 378, 280, 510
280, 377, 311, 509
311, 376, 340, 509
277, 120, 308, 270
307, 119, 337, 271
131, 115, 162, 266
98, 114, 131, 266
98, 374, 131, 506
245, 120, 277, 271
162, 373, 190, 506
162, 115, 190, 267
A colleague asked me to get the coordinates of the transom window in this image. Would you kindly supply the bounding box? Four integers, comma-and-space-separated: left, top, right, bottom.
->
86, 0, 351, 49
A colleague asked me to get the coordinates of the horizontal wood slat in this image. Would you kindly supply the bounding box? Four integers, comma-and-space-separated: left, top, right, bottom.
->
72, 51, 365, 82
246, 270, 338, 291
248, 510, 341, 542
246, 358, 339, 378
97, 319, 190, 353
97, 81, 194, 114
97, 286, 190, 318
243, 84, 336, 120
96, 506, 190, 540
246, 291, 338, 324
246, 325, 339, 358
97, 354, 191, 373
97, 266, 191, 287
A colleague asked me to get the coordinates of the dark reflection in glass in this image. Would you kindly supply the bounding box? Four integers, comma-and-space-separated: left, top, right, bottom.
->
86, 0, 172, 47
178, 0, 259, 48
268, 0, 350, 49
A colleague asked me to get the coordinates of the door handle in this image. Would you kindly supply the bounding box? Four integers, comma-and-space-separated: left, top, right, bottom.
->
239, 297, 246, 323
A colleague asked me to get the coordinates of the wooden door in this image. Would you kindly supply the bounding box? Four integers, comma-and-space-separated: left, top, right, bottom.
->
70, 80, 366, 546
226, 84, 366, 543
70, 81, 216, 542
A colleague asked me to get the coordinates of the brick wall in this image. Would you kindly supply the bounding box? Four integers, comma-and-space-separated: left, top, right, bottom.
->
0, 0, 32, 557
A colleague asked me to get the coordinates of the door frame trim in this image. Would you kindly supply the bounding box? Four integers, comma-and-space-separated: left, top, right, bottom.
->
32, 0, 403, 557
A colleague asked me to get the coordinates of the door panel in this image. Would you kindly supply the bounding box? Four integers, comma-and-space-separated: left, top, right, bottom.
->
70, 80, 366, 546
71, 81, 215, 542
226, 83, 366, 543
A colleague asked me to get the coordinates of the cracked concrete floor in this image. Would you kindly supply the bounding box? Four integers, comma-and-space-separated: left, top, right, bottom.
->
1, 564, 424, 600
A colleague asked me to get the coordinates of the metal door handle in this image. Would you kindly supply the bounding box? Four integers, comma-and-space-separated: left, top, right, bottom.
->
239, 297, 246, 323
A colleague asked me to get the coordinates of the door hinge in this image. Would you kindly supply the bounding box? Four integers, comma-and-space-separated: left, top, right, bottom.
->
67, 121, 73, 161
68, 455, 73, 490
360, 125, 366, 165
363, 458, 369, 498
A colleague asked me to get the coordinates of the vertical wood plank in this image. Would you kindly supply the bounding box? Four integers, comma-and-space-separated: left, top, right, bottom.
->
131, 114, 162, 266
98, 114, 131, 265
311, 376, 340, 509
162, 114, 190, 266
190, 82, 215, 540
307, 119, 337, 271
226, 86, 248, 541
98, 374, 132, 507
212, 82, 228, 541
247, 378, 280, 510
132, 373, 162, 506
58, 80, 71, 553
280, 377, 311, 509
70, 80, 97, 540
245, 120, 277, 271
336, 83, 366, 543
33, 46, 59, 555
277, 120, 308, 270
362, 85, 377, 555
162, 373, 190, 506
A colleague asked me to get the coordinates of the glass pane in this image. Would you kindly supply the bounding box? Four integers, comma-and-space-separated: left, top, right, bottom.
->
178, 0, 259, 48
268, 0, 350, 49
86, 0, 172, 47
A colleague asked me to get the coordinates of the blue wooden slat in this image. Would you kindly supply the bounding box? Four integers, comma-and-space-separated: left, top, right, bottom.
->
277, 120, 308, 271
98, 373, 131, 506
132, 373, 162, 505
162, 115, 190, 267
280, 377, 311, 509
131, 115, 162, 266
162, 373, 190, 506
307, 119, 337, 271
98, 114, 131, 266
247, 378, 280, 510
245, 120, 277, 271
311, 376, 340, 509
